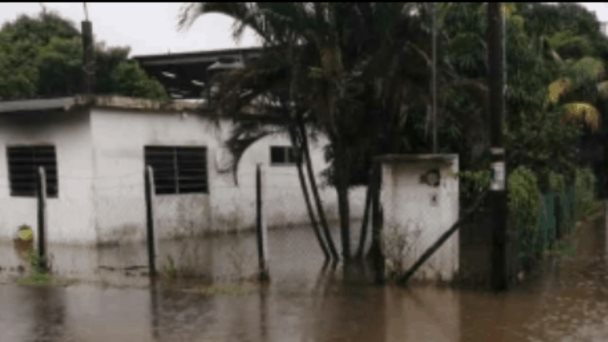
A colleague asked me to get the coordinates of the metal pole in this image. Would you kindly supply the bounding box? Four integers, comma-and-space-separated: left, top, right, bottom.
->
256, 164, 269, 281
488, 2, 508, 291
145, 166, 157, 277
37, 166, 47, 271
81, 18, 95, 95
431, 2, 438, 153
83, 2, 89, 21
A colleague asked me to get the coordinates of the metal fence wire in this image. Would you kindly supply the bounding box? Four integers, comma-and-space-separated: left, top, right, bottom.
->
533, 184, 577, 257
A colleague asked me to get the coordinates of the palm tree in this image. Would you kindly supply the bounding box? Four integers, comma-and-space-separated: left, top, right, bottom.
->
546, 56, 604, 132
180, 3, 450, 262
180, 3, 343, 260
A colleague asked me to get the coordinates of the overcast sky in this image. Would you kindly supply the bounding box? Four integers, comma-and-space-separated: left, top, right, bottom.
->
0, 3, 606, 57
0, 2, 260, 57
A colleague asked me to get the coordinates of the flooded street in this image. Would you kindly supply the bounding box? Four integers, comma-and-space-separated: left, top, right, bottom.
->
0, 213, 607, 341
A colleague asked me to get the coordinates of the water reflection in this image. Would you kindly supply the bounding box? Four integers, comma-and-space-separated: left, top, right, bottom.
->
0, 215, 608, 341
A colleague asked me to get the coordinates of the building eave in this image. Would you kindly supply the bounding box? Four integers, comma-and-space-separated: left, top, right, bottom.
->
0, 95, 285, 124
0, 95, 207, 115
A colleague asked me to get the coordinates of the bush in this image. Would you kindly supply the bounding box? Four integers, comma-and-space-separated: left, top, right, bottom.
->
574, 167, 597, 218
459, 169, 491, 204
548, 171, 566, 193
508, 166, 541, 269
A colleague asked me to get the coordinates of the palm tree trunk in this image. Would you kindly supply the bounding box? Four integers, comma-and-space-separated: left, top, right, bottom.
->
368, 169, 385, 284
367, 162, 383, 260
286, 44, 331, 261
355, 180, 372, 258
334, 142, 351, 260
288, 125, 330, 260
356, 166, 376, 259
298, 121, 340, 260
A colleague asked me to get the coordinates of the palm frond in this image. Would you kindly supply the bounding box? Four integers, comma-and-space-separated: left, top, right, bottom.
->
178, 3, 273, 42
547, 31, 594, 59
569, 57, 604, 84
225, 119, 285, 184
597, 80, 608, 100
561, 102, 600, 132
547, 78, 571, 104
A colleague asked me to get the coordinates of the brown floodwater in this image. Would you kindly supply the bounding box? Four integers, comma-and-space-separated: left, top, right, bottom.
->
0, 213, 607, 341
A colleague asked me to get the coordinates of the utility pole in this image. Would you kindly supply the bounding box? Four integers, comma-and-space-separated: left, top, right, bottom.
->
431, 2, 438, 153
488, 2, 508, 291
81, 3, 95, 95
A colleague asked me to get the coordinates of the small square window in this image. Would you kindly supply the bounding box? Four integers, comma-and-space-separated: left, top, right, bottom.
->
7, 145, 58, 197
270, 146, 296, 165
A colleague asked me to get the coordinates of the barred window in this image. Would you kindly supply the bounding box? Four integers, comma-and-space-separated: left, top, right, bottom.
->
144, 146, 208, 195
270, 146, 296, 165
7, 145, 58, 197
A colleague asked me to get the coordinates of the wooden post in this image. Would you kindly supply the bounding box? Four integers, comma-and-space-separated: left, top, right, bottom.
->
488, 2, 508, 291
431, 1, 438, 153
256, 164, 269, 281
37, 167, 48, 271
144, 166, 157, 277
81, 19, 95, 95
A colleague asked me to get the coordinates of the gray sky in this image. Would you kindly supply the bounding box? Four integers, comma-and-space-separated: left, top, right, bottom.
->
0, 2, 260, 57
0, 3, 606, 57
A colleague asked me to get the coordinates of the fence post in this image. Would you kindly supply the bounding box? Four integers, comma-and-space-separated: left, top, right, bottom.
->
145, 166, 157, 277
256, 164, 269, 281
37, 166, 48, 271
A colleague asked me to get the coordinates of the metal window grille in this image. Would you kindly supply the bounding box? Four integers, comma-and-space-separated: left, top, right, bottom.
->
7, 145, 58, 197
144, 146, 208, 195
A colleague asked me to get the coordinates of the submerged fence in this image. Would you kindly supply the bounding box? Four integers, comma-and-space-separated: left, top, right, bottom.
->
516, 169, 597, 272
462, 168, 598, 287
534, 185, 576, 255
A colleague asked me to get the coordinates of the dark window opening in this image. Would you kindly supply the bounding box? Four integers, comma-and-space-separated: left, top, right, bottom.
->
270, 146, 296, 165
144, 146, 208, 195
7, 145, 58, 197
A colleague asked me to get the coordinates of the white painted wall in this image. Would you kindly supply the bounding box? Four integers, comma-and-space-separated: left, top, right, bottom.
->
380, 155, 459, 282
0, 110, 95, 244
90, 108, 218, 243
90, 108, 364, 244
0, 105, 364, 245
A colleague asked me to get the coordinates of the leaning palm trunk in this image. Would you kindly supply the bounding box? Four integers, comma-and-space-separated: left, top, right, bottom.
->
355, 175, 373, 258
289, 125, 330, 260
357, 138, 381, 258
287, 47, 332, 261
298, 120, 340, 260
333, 141, 352, 260
367, 162, 383, 261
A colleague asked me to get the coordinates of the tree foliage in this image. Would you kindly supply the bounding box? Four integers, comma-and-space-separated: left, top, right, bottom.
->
437, 3, 607, 191
0, 11, 167, 101
181, 2, 606, 217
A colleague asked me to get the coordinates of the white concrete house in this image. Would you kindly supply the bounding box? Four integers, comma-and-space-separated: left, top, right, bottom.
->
0, 95, 363, 245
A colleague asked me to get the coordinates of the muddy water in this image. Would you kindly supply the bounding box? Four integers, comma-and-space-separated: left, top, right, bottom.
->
0, 214, 607, 341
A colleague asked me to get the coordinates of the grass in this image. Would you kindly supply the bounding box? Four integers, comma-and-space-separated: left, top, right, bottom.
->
581, 200, 604, 220
161, 255, 179, 280
14, 249, 68, 287
16, 272, 52, 286
545, 239, 577, 257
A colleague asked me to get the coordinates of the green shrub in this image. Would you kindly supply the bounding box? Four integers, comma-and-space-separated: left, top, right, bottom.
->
459, 169, 491, 203
26, 249, 46, 274
574, 167, 597, 218
548, 171, 566, 193
508, 166, 541, 269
